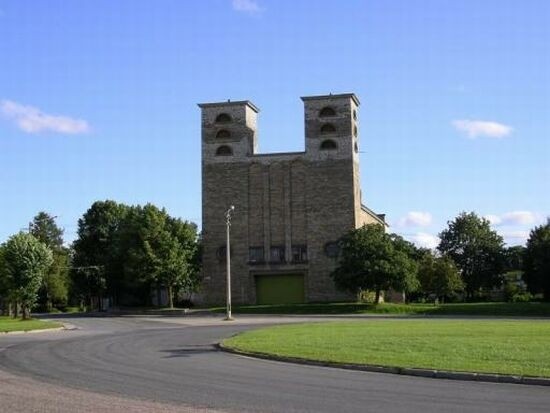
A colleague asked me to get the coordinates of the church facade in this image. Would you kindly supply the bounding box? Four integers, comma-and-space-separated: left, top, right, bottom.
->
197, 93, 385, 305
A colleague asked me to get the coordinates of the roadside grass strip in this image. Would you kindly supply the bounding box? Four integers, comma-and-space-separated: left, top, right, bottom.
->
210, 302, 550, 316
0, 316, 63, 333
223, 320, 550, 378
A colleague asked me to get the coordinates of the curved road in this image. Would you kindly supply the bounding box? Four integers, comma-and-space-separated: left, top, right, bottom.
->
1, 315, 550, 413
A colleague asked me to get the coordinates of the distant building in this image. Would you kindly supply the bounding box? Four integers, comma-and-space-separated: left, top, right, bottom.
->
197, 93, 385, 305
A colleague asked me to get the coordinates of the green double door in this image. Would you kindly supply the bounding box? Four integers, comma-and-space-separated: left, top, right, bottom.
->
255, 274, 305, 305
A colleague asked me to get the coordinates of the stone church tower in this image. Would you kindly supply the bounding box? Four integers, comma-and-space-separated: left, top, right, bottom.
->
198, 93, 385, 305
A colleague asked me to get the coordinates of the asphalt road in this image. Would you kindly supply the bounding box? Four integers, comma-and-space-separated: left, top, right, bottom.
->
1, 315, 550, 413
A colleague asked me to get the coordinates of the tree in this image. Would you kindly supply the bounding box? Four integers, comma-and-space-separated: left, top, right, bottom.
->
3, 233, 53, 319
30, 212, 63, 249
144, 226, 198, 308
123, 204, 200, 308
71, 201, 201, 308
30, 212, 70, 310
523, 219, 550, 300
72, 200, 130, 309
331, 224, 419, 303
418, 253, 463, 303
438, 212, 505, 298
504, 245, 526, 272
0, 243, 9, 314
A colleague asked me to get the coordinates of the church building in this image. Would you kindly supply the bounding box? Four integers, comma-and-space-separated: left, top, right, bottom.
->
197, 93, 385, 305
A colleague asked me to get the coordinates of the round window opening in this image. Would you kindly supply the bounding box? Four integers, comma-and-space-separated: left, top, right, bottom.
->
215, 113, 232, 123
319, 107, 336, 117
216, 245, 232, 261
324, 242, 341, 258
216, 145, 232, 156
320, 139, 337, 150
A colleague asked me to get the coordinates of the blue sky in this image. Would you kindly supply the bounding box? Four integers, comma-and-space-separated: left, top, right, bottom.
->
0, 0, 548, 248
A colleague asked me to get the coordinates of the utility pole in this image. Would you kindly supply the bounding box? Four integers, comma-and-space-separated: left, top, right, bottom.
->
225, 205, 235, 321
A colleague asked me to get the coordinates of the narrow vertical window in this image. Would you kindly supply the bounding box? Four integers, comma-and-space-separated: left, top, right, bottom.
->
269, 246, 285, 263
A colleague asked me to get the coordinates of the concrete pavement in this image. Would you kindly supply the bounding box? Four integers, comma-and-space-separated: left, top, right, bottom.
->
1, 314, 549, 413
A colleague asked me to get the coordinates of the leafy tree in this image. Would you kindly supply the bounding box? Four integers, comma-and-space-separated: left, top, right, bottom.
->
504, 245, 526, 272
418, 253, 463, 303
30, 212, 63, 249
144, 225, 199, 308
390, 234, 431, 262
3, 233, 53, 319
0, 244, 9, 314
523, 219, 550, 300
438, 212, 505, 298
72, 200, 130, 308
30, 212, 70, 310
122, 204, 200, 308
331, 224, 419, 303
71, 201, 200, 308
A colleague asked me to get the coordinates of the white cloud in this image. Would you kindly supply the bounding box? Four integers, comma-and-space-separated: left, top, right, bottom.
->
398, 211, 432, 228
499, 230, 530, 246
0, 99, 90, 135
452, 119, 512, 139
232, 0, 263, 14
486, 211, 538, 227
407, 232, 440, 250
500, 211, 537, 226
484, 214, 502, 225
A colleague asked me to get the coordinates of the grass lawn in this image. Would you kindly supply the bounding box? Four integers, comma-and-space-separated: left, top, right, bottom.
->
224, 320, 550, 377
0, 316, 63, 333
211, 302, 550, 317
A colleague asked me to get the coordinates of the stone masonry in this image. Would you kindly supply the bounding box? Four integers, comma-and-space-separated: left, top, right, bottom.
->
197, 93, 385, 305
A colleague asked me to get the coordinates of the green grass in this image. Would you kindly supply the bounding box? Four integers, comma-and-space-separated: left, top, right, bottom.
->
0, 316, 63, 333
210, 302, 550, 316
224, 320, 550, 377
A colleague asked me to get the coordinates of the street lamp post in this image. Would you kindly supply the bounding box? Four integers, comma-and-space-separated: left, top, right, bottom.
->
225, 205, 235, 321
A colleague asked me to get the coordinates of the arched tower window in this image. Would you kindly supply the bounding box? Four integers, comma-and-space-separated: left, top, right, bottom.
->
216, 129, 231, 139
215, 145, 233, 156
320, 139, 337, 150
320, 123, 336, 134
215, 113, 232, 123
319, 106, 336, 117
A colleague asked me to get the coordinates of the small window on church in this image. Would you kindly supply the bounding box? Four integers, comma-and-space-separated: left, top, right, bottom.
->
320, 123, 336, 134
215, 113, 232, 123
291, 245, 308, 263
216, 129, 231, 139
320, 139, 337, 150
217, 245, 231, 262
248, 247, 264, 264
319, 107, 336, 117
353, 109, 357, 120
354, 125, 358, 137
269, 246, 285, 263
216, 145, 233, 156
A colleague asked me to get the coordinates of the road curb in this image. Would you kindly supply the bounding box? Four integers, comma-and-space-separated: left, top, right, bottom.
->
1, 326, 66, 335
218, 343, 550, 387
